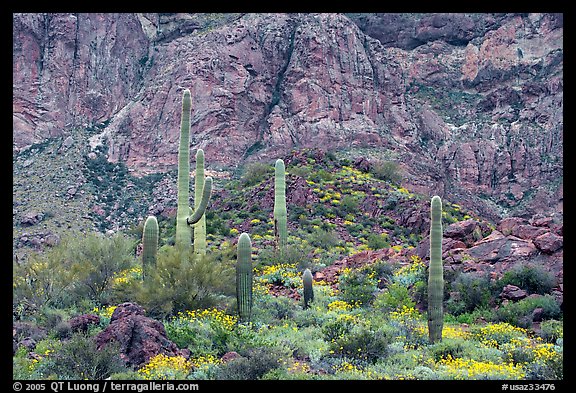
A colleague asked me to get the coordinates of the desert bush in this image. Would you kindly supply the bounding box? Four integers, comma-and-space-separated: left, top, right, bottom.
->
252, 293, 297, 323
214, 347, 287, 380
37, 333, 126, 380
308, 228, 341, 249
496, 263, 557, 295
370, 160, 402, 185
13, 232, 136, 313
256, 242, 314, 272
339, 195, 361, 214
374, 282, 416, 312
367, 232, 390, 250
538, 319, 563, 343
495, 295, 561, 328
446, 272, 495, 315
241, 162, 272, 187
427, 338, 468, 362
122, 247, 235, 319
165, 308, 238, 357
448, 307, 497, 325
337, 267, 379, 306
328, 322, 392, 363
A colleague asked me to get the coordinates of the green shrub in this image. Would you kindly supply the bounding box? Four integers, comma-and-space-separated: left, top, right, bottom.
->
312, 169, 335, 183
165, 308, 237, 357
328, 323, 391, 363
337, 268, 378, 306
53, 321, 73, 340
37, 333, 127, 380
256, 243, 314, 272
538, 319, 563, 343
367, 233, 390, 250
427, 338, 467, 362
339, 195, 361, 214
252, 294, 297, 324
374, 282, 416, 312
215, 347, 286, 380
38, 307, 70, 332
322, 315, 355, 344
495, 295, 561, 328
448, 307, 497, 325
308, 229, 341, 249
446, 272, 494, 315
289, 165, 312, 179
13, 232, 136, 314
241, 162, 272, 187
122, 247, 235, 319
370, 160, 402, 185
497, 263, 557, 295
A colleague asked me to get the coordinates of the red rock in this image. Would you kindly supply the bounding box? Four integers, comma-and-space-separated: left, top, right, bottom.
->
444, 219, 481, 246
95, 302, 187, 367
533, 232, 563, 254
515, 225, 548, 240
500, 284, 528, 301
497, 217, 522, 233
68, 314, 101, 333
221, 351, 241, 363
532, 307, 544, 322
12, 13, 563, 226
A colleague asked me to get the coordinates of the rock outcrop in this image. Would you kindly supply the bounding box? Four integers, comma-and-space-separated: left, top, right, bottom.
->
95, 302, 188, 367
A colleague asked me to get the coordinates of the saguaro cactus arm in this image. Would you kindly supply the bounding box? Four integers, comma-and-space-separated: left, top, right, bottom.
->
187, 176, 213, 225
194, 149, 207, 256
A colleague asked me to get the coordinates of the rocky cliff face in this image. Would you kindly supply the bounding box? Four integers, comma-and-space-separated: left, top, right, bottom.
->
12, 13, 563, 222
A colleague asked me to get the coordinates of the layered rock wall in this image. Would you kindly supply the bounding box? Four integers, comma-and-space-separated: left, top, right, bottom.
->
13, 13, 563, 220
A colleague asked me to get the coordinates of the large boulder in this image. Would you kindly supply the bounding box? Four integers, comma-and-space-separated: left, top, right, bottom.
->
68, 314, 101, 333
533, 232, 563, 254
95, 303, 188, 367
500, 284, 528, 302
466, 230, 537, 264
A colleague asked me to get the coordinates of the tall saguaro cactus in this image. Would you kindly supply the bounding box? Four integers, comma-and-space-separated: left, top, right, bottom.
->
194, 149, 207, 257
428, 195, 444, 343
274, 159, 287, 255
302, 268, 314, 309
175, 89, 213, 254
236, 232, 253, 322
142, 215, 159, 280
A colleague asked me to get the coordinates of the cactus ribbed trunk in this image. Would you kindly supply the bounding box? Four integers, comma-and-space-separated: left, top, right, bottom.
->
274, 159, 287, 255
302, 268, 314, 309
236, 232, 253, 322
175, 89, 193, 252
174, 89, 212, 255
142, 216, 158, 280
428, 195, 444, 343
194, 149, 207, 257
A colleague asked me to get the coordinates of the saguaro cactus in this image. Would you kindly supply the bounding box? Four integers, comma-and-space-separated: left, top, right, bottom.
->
236, 232, 253, 322
142, 215, 159, 280
428, 195, 444, 343
175, 89, 213, 254
302, 268, 314, 309
194, 149, 207, 257
273, 159, 287, 254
